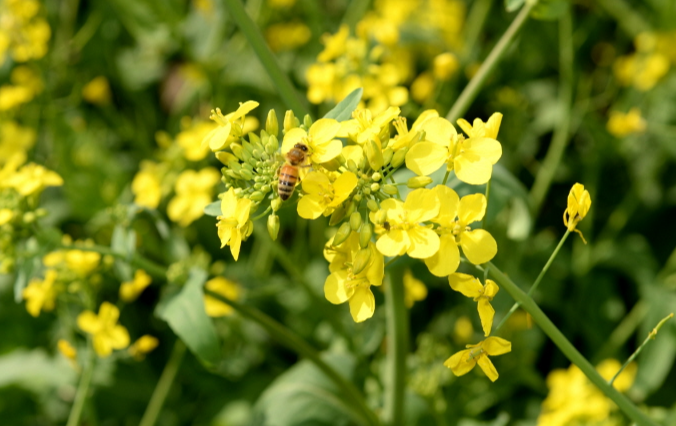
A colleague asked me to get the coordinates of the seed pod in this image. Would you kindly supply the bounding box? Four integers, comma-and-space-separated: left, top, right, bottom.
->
391, 147, 408, 168
350, 212, 362, 231
266, 109, 279, 137
367, 199, 379, 212
407, 176, 433, 188
250, 191, 265, 202
333, 222, 352, 246
382, 184, 398, 195
267, 214, 280, 241
352, 247, 372, 275
359, 223, 372, 248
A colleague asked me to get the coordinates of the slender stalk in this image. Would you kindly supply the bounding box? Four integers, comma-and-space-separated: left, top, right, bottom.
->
139, 340, 187, 426
594, 301, 648, 363
383, 273, 408, 426
530, 7, 574, 213
595, 0, 651, 38
66, 342, 96, 426
222, 0, 310, 117
494, 230, 570, 334
482, 179, 491, 229
442, 171, 451, 186
485, 262, 659, 426
445, 1, 535, 122
462, 0, 493, 60
609, 313, 674, 386
205, 290, 380, 426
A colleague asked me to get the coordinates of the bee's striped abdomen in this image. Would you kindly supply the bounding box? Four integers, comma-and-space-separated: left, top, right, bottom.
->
278, 164, 299, 200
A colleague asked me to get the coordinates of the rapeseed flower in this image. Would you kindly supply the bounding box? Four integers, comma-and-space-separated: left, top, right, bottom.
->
217, 187, 253, 261
606, 108, 647, 137
82, 76, 112, 105
403, 269, 427, 308
128, 335, 159, 360
444, 336, 511, 382
22, 269, 58, 317
167, 168, 220, 227
131, 161, 165, 209
64, 249, 101, 276
563, 183, 591, 243
203, 101, 259, 151
4, 162, 63, 196
297, 171, 358, 219
424, 186, 497, 277
203, 276, 240, 317
448, 273, 499, 336
57, 339, 78, 361
266, 22, 311, 52
176, 119, 215, 161
119, 269, 152, 302
77, 302, 130, 357
281, 118, 342, 164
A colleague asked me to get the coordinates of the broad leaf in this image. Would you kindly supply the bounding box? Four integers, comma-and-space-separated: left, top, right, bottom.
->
204, 200, 221, 217
323, 88, 363, 122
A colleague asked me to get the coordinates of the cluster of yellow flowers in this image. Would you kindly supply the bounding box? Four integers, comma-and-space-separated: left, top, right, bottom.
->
0, 0, 51, 64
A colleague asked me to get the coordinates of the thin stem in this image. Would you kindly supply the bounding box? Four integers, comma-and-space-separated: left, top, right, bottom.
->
442, 171, 451, 186
482, 179, 491, 229
485, 262, 659, 426
445, 1, 535, 122
139, 340, 187, 426
494, 230, 570, 334
595, 0, 651, 38
609, 313, 674, 386
222, 0, 310, 117
205, 289, 380, 426
594, 301, 648, 363
383, 272, 407, 426
66, 342, 96, 426
462, 0, 493, 60
530, 7, 574, 213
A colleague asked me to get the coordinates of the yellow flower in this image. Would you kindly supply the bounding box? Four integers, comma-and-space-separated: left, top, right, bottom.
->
4, 162, 63, 196
131, 161, 165, 209
403, 269, 427, 308
77, 302, 130, 357
317, 24, 350, 62
57, 339, 77, 361
203, 101, 259, 151
0, 0, 51, 63
266, 22, 311, 52
217, 187, 253, 261
0, 208, 14, 225
371, 188, 440, 259
281, 118, 343, 164
0, 66, 43, 111
203, 276, 240, 317
297, 171, 358, 219
444, 336, 511, 382
324, 233, 384, 323
176, 119, 217, 161
65, 249, 101, 276
563, 183, 591, 243
607, 108, 647, 137
82, 76, 111, 105
424, 186, 497, 277
128, 335, 159, 360
306, 62, 339, 104
22, 269, 58, 317
448, 273, 499, 336
119, 269, 152, 302
167, 168, 221, 227
410, 72, 435, 104
390, 110, 439, 152
0, 120, 35, 165
456, 112, 503, 139
614, 52, 670, 91
405, 114, 502, 184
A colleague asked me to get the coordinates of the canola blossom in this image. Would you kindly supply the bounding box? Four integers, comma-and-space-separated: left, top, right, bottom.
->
563, 183, 592, 243
448, 273, 499, 336
217, 188, 254, 261
444, 336, 512, 382
77, 302, 130, 357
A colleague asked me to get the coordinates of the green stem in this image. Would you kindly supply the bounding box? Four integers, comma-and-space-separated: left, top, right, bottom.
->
485, 262, 659, 426
482, 179, 491, 229
462, 0, 493, 60
595, 0, 651, 38
442, 171, 451, 186
445, 1, 535, 122
205, 290, 380, 426
494, 230, 570, 334
66, 342, 96, 426
139, 340, 187, 426
341, 0, 372, 30
594, 301, 648, 363
529, 7, 574, 213
609, 313, 674, 386
222, 0, 310, 117
383, 272, 408, 426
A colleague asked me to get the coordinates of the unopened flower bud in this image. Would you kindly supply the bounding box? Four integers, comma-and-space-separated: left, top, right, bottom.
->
347, 159, 358, 174
271, 197, 282, 212
284, 110, 299, 134
303, 114, 313, 129
353, 193, 362, 202
407, 176, 433, 188
382, 184, 399, 195
345, 200, 356, 217
366, 139, 383, 170
391, 147, 408, 168
231, 143, 245, 160
352, 248, 372, 275
239, 168, 254, 181
267, 214, 280, 241
266, 135, 279, 154
370, 183, 380, 192
350, 212, 362, 230
243, 140, 256, 154
367, 199, 379, 212
372, 172, 382, 182
382, 148, 393, 166
333, 222, 352, 246
359, 223, 372, 248
266, 109, 279, 137
329, 203, 347, 225
250, 191, 265, 201
216, 151, 237, 165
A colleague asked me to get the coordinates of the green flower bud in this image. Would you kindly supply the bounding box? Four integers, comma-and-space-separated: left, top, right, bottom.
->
266, 109, 279, 137
359, 223, 372, 248
382, 184, 399, 195
352, 247, 372, 275
303, 114, 313, 129
241, 149, 253, 163
329, 203, 347, 226
225, 170, 240, 179
250, 191, 265, 202
239, 168, 254, 181
370, 183, 380, 192
333, 222, 352, 246
216, 151, 237, 165
353, 193, 362, 202
261, 184, 271, 192
271, 197, 282, 212
254, 182, 263, 190
338, 154, 347, 166
231, 143, 245, 160
284, 110, 299, 134
227, 160, 242, 171
243, 140, 256, 154
241, 162, 254, 172
266, 135, 279, 154
345, 200, 356, 217
267, 214, 280, 241
372, 172, 382, 182
382, 148, 394, 166
363, 187, 371, 195
248, 158, 258, 168
347, 159, 358, 174
391, 147, 408, 168
366, 139, 383, 170
252, 149, 262, 159
350, 212, 362, 231
407, 176, 433, 188
367, 199, 379, 212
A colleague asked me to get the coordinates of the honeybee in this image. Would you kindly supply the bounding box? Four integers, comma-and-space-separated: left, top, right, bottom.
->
278, 142, 309, 201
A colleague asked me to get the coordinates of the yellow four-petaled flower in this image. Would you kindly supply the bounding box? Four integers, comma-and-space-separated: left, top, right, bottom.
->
444, 336, 511, 382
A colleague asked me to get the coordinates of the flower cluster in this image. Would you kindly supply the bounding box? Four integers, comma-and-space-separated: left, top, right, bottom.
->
0, 0, 51, 64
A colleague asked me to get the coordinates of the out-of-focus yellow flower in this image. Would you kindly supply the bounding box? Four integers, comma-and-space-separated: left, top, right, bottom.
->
433, 53, 459, 81
0, 121, 35, 165
448, 273, 498, 336
0, 0, 51, 63
563, 183, 591, 243
77, 302, 130, 357
22, 269, 58, 317
454, 315, 474, 342
266, 22, 311, 52
318, 24, 350, 63
82, 76, 111, 105
0, 208, 13, 225
371, 188, 440, 259
128, 335, 159, 360
444, 336, 511, 382
132, 161, 165, 209
0, 66, 43, 111
3, 162, 63, 196
203, 276, 240, 317
410, 72, 435, 104
203, 101, 259, 152
57, 339, 77, 361
306, 62, 339, 105
65, 249, 101, 276
606, 108, 647, 137
281, 118, 342, 164
403, 269, 427, 308
297, 171, 357, 219
167, 168, 220, 227
614, 53, 670, 91
176, 119, 217, 161
424, 186, 497, 277
217, 187, 253, 261
119, 269, 152, 302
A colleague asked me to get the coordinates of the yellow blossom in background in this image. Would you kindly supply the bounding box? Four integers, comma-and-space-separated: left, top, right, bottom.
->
0, 0, 51, 63
82, 76, 112, 105
607, 108, 647, 137
266, 22, 311, 52
563, 183, 591, 243
119, 269, 152, 302
614, 52, 670, 91
0, 208, 13, 225
65, 249, 101, 276
371, 188, 440, 259
167, 168, 220, 227
128, 335, 159, 360
317, 24, 350, 63
424, 186, 497, 277
3, 162, 63, 196
433, 53, 459, 81
0, 121, 35, 165
448, 273, 499, 336
410, 72, 435, 104
132, 161, 165, 209
203, 101, 259, 151
176, 118, 216, 161
57, 339, 78, 361
77, 302, 130, 357
297, 171, 358, 219
281, 118, 342, 164
267, 0, 296, 7
403, 269, 427, 308
306, 62, 340, 105
22, 269, 58, 317
217, 187, 253, 261
453, 316, 474, 342
203, 276, 240, 317
444, 336, 511, 382
0, 66, 43, 111
324, 233, 384, 323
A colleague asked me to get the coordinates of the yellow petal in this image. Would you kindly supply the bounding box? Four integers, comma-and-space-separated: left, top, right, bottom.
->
77, 310, 100, 334
484, 113, 503, 139
477, 355, 499, 382
98, 302, 120, 325
405, 142, 447, 176
220, 188, 238, 219
478, 299, 495, 337
483, 336, 512, 356
324, 270, 354, 304
309, 118, 341, 143
109, 325, 131, 349
281, 128, 307, 155
422, 117, 456, 146
297, 195, 325, 219
229, 229, 243, 261
457, 193, 487, 226
484, 279, 499, 298
204, 295, 233, 317
207, 123, 233, 151
301, 171, 331, 195
432, 185, 459, 226
448, 273, 483, 297
235, 198, 253, 226
93, 335, 113, 357
365, 245, 385, 287
467, 137, 502, 165
424, 234, 460, 277
404, 188, 440, 223
312, 139, 342, 163
444, 349, 476, 376
376, 229, 410, 257
348, 287, 375, 323
331, 172, 358, 205
454, 155, 493, 185
406, 227, 440, 259
460, 229, 497, 265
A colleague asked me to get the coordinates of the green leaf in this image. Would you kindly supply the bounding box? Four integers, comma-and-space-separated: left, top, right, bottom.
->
157, 268, 220, 366
204, 200, 221, 217
323, 88, 363, 122
505, 0, 525, 12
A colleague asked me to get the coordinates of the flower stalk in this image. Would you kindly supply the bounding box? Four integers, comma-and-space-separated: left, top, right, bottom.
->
139, 340, 187, 426
383, 272, 408, 426
66, 340, 96, 426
